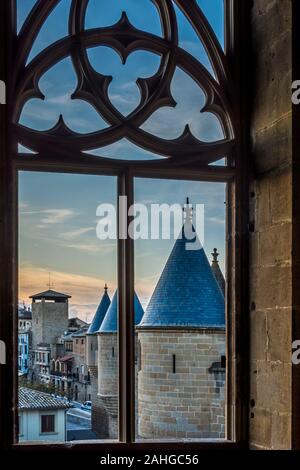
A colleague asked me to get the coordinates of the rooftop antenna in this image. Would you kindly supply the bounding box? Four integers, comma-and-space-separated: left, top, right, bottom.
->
46, 272, 54, 290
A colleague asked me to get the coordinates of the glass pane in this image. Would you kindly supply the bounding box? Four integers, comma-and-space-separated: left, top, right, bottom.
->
19, 58, 107, 134
17, 0, 229, 163
134, 178, 227, 440
18, 171, 118, 442
18, 144, 37, 154
85, 0, 162, 36
83, 140, 165, 161
141, 67, 224, 142
87, 46, 161, 117
174, 3, 216, 77
27, 0, 72, 64
17, 0, 37, 34
196, 0, 225, 50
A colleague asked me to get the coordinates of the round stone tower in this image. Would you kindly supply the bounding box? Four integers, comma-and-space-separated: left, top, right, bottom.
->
85, 284, 110, 435
97, 289, 144, 439
137, 204, 226, 439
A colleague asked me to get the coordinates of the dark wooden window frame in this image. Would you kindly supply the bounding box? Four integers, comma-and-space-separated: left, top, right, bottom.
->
40, 414, 56, 434
0, 0, 250, 454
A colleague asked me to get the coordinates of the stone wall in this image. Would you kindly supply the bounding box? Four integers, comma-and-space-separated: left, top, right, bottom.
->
91, 333, 141, 438
86, 334, 98, 367
98, 333, 118, 396
249, 0, 292, 449
89, 365, 109, 438
31, 299, 69, 350
95, 333, 118, 438
137, 329, 225, 439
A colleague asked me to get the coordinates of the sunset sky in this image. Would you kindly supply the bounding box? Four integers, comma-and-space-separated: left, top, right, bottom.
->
18, 0, 226, 321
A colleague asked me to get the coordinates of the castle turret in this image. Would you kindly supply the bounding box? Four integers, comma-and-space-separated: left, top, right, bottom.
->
94, 290, 144, 438
211, 248, 225, 295
137, 202, 226, 439
86, 284, 110, 367
86, 284, 111, 433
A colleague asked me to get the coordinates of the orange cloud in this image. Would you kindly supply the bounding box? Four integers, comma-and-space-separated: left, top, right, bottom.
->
19, 264, 116, 321
19, 264, 155, 320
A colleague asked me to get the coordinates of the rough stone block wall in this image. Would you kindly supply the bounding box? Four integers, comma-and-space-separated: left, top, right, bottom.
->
98, 333, 118, 396
92, 398, 109, 438
249, 0, 292, 450
138, 330, 225, 439
89, 365, 109, 438
86, 334, 98, 367
32, 300, 69, 349
95, 333, 118, 438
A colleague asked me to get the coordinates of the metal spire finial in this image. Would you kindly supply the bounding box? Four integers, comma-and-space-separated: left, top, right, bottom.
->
211, 248, 219, 263
184, 198, 193, 222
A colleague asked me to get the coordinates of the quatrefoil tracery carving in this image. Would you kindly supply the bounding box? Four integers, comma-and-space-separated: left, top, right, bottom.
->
13, 0, 235, 164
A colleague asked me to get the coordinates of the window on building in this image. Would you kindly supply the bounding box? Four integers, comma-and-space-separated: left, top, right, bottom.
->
41, 415, 55, 434
2, 0, 246, 450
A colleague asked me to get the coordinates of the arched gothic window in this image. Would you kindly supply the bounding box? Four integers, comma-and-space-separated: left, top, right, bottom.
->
0, 0, 248, 451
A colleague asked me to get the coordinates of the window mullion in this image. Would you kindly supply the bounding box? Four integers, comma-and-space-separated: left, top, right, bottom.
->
117, 170, 135, 443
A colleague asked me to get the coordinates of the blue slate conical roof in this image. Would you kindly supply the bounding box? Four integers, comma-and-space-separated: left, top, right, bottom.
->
138, 219, 225, 329
99, 290, 144, 333
87, 285, 111, 334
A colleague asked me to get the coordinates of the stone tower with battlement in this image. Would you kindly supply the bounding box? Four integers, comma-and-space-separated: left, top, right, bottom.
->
30, 289, 71, 383
31, 289, 70, 354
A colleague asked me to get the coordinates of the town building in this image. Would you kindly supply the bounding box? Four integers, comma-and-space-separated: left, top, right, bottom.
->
18, 304, 32, 331
25, 286, 94, 402
18, 305, 32, 376
63, 326, 91, 402
18, 387, 68, 442
68, 317, 89, 333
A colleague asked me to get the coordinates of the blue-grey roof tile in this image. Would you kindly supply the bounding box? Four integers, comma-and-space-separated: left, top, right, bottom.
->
87, 286, 111, 334
99, 290, 144, 333
138, 221, 225, 329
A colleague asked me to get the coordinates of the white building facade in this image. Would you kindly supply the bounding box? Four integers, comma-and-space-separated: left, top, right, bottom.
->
18, 387, 68, 442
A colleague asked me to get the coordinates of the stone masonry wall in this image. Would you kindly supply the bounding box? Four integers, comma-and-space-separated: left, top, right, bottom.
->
31, 300, 69, 350
138, 330, 226, 439
89, 365, 109, 438
249, 0, 292, 449
86, 334, 98, 368
96, 333, 118, 438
